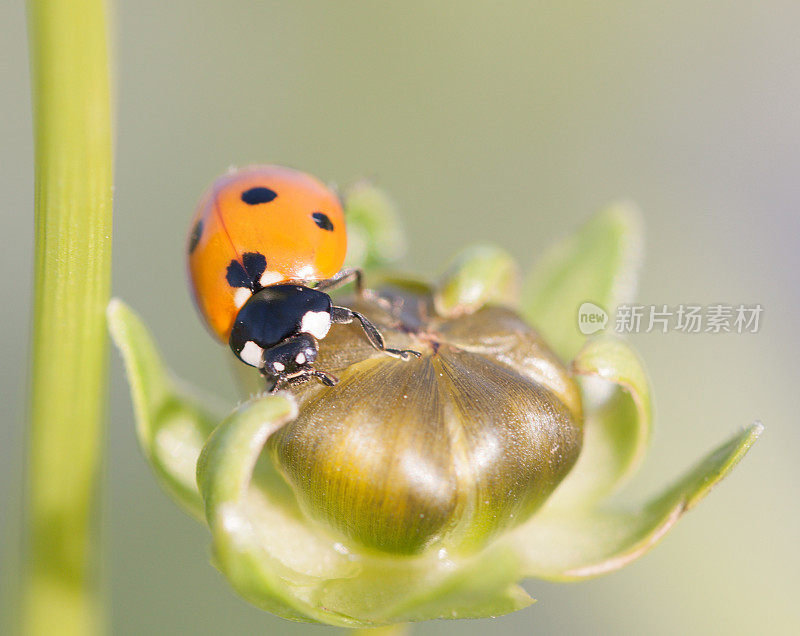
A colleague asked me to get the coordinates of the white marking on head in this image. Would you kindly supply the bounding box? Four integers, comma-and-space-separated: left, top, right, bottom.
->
240, 341, 263, 367
233, 287, 251, 309
273, 361, 285, 372
259, 270, 283, 287
300, 310, 331, 339
295, 352, 306, 365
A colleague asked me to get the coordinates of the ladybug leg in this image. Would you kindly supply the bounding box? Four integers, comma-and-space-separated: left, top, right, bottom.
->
314, 268, 364, 296
266, 368, 338, 393
263, 373, 281, 393
309, 369, 338, 386
331, 306, 420, 360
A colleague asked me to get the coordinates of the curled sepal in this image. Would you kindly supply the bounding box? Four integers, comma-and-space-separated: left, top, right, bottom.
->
509, 422, 763, 580
195, 396, 351, 625
343, 180, 406, 271
108, 299, 223, 519
546, 336, 652, 509
196, 395, 533, 626
433, 244, 521, 318
522, 201, 643, 361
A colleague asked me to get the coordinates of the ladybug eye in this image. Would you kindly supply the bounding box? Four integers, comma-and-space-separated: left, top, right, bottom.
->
312, 212, 334, 231
241, 187, 278, 205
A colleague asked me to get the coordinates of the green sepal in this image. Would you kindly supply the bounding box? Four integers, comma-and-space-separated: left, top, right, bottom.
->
522, 201, 642, 361
108, 299, 223, 520
547, 336, 652, 508
343, 181, 406, 271
196, 396, 355, 625
510, 422, 763, 580
433, 244, 520, 318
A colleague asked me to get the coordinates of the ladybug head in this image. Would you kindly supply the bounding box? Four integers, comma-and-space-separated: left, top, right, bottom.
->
261, 333, 320, 380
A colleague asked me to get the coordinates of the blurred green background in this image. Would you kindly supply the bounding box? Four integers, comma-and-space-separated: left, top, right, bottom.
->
2, 1, 798, 634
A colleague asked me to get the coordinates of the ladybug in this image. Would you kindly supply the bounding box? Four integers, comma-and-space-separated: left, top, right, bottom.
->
187, 165, 418, 391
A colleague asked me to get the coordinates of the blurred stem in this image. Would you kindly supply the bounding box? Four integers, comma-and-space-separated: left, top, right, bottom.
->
351, 626, 410, 636
24, 0, 113, 634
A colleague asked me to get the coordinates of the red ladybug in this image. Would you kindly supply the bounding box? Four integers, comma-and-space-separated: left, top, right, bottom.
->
187, 165, 418, 390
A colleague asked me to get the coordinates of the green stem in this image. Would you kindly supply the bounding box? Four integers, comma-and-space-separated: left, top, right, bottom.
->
24, 0, 113, 634
350, 627, 410, 636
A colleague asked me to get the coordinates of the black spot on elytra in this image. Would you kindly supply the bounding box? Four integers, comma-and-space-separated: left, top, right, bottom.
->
226, 261, 249, 289
188, 218, 204, 254
312, 211, 334, 231
241, 187, 277, 205
242, 252, 267, 280
226, 252, 267, 291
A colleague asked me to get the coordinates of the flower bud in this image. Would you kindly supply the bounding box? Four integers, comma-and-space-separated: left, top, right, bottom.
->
268, 286, 583, 554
